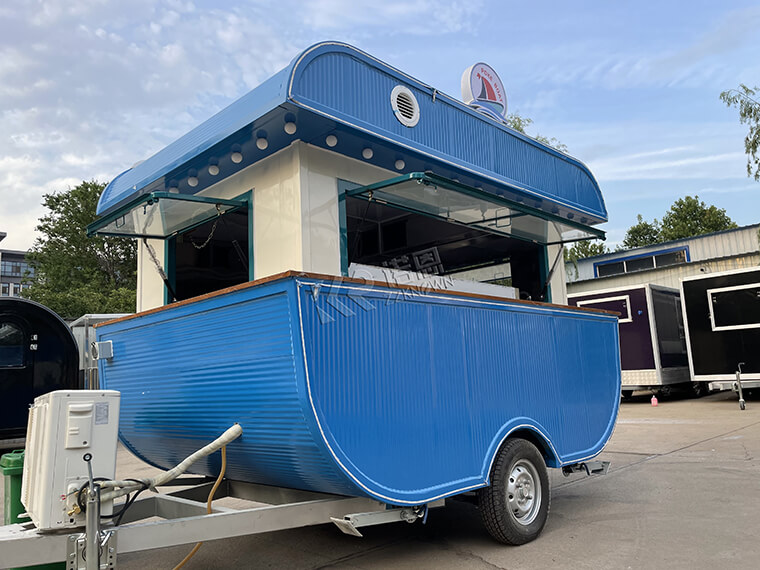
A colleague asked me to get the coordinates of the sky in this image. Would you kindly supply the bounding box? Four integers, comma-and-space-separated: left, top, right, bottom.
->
1, 0, 759, 251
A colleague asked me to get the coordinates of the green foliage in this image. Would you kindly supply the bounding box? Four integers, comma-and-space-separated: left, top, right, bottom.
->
621, 196, 737, 251
659, 196, 737, 241
23, 180, 137, 320
564, 239, 609, 280
504, 113, 568, 153
563, 239, 609, 263
623, 214, 662, 249
720, 85, 760, 181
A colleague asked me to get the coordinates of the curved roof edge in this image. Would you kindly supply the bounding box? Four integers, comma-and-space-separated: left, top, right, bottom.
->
97, 41, 606, 225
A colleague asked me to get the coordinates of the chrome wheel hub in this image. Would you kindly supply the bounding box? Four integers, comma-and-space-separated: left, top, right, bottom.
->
506, 459, 541, 525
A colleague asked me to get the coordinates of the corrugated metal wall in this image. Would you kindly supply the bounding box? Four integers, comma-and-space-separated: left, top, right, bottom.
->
568, 225, 760, 287
568, 252, 760, 293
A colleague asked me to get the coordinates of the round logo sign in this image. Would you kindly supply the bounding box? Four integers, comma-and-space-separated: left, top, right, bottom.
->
461, 63, 507, 118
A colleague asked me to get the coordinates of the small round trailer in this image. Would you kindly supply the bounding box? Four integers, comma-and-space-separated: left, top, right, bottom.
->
0, 297, 79, 446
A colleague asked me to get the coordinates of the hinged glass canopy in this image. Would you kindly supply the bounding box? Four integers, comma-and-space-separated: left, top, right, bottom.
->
87, 192, 247, 239
345, 172, 605, 246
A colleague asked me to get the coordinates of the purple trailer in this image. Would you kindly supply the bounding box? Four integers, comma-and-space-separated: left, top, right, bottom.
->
568, 284, 691, 398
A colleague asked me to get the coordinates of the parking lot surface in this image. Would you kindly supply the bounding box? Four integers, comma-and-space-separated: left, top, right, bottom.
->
3, 391, 758, 569
106, 391, 760, 569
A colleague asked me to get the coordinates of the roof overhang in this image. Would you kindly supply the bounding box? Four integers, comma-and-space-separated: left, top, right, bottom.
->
93, 41, 607, 233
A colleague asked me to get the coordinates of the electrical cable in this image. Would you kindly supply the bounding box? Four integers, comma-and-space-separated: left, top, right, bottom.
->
99, 423, 242, 503
172, 446, 227, 570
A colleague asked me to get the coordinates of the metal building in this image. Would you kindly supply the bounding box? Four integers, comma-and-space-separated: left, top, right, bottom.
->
567, 224, 760, 294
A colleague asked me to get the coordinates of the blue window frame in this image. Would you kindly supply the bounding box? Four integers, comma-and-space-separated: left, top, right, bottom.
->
593, 246, 690, 278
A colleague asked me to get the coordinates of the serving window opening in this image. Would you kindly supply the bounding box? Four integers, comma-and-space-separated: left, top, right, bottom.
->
343, 173, 604, 302
86, 191, 252, 304
168, 207, 250, 302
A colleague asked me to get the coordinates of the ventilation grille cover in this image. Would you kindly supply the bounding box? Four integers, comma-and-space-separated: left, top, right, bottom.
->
391, 85, 420, 127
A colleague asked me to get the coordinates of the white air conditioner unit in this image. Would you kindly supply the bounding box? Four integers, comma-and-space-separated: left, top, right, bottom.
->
21, 390, 120, 530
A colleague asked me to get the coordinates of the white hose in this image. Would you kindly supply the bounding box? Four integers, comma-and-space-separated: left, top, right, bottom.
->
100, 424, 242, 503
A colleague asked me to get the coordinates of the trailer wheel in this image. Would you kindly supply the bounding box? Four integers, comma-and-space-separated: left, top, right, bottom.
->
478, 438, 550, 545
691, 382, 707, 398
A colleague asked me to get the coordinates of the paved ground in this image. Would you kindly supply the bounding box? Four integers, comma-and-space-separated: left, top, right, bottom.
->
5, 391, 760, 569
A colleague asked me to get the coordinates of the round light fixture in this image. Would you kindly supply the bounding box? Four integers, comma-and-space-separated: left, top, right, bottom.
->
284, 122, 297, 135
394, 159, 405, 170
362, 148, 374, 160
256, 137, 269, 150
208, 164, 220, 176
231, 151, 243, 164
325, 135, 338, 147
187, 176, 199, 187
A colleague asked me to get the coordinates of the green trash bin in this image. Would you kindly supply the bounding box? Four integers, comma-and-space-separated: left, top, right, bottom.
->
2, 449, 65, 570
1, 449, 26, 525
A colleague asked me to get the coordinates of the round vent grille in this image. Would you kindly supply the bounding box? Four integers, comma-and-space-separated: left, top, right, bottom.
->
391, 85, 420, 127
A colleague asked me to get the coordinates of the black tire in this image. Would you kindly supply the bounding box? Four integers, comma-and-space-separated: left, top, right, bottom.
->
621, 390, 634, 401
478, 438, 550, 545
691, 382, 707, 398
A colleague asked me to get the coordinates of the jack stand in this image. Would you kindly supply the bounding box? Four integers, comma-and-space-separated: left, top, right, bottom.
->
67, 453, 117, 570
735, 363, 746, 411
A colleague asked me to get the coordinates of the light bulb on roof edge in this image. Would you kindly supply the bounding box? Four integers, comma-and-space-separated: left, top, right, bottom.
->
231, 151, 243, 163
325, 135, 338, 147
362, 147, 373, 160
208, 164, 220, 176
284, 122, 297, 135
256, 138, 268, 150
187, 176, 199, 187
394, 159, 405, 170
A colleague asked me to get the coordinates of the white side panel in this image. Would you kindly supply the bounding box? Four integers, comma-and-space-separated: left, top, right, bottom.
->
202, 143, 304, 279
136, 239, 166, 312
299, 144, 397, 275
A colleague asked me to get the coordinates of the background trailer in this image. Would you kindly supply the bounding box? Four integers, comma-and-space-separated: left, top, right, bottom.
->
681, 266, 760, 392
568, 284, 691, 397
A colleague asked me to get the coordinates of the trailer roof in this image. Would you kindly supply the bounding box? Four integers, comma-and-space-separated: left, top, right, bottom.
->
95, 41, 607, 229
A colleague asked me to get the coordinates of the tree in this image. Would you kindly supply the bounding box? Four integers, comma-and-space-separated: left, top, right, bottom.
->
620, 196, 737, 251
505, 113, 568, 153
23, 180, 137, 320
623, 214, 661, 249
564, 239, 609, 280
720, 84, 760, 181
563, 239, 609, 263
659, 196, 737, 241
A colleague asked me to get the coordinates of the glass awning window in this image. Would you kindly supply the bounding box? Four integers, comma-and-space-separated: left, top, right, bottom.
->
345, 172, 604, 246
87, 192, 247, 239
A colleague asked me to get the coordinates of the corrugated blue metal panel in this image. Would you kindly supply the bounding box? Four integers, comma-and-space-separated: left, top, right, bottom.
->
96, 41, 607, 226
297, 278, 620, 504
288, 45, 606, 222
97, 274, 620, 505
97, 280, 361, 496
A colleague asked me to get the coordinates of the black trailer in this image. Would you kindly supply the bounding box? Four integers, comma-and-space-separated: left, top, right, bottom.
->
568, 284, 690, 398
681, 267, 760, 398
0, 297, 79, 446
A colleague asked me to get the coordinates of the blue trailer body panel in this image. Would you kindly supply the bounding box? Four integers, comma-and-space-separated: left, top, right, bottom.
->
98, 274, 620, 505
96, 42, 607, 229
96, 279, 361, 496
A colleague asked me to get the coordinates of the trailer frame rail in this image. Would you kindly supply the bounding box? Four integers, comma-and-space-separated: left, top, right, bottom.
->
0, 479, 410, 569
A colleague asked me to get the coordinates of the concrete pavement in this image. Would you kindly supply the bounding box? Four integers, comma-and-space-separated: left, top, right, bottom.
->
3, 390, 759, 569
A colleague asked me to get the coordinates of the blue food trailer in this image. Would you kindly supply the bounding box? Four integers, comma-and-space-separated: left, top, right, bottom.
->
84, 41, 620, 545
